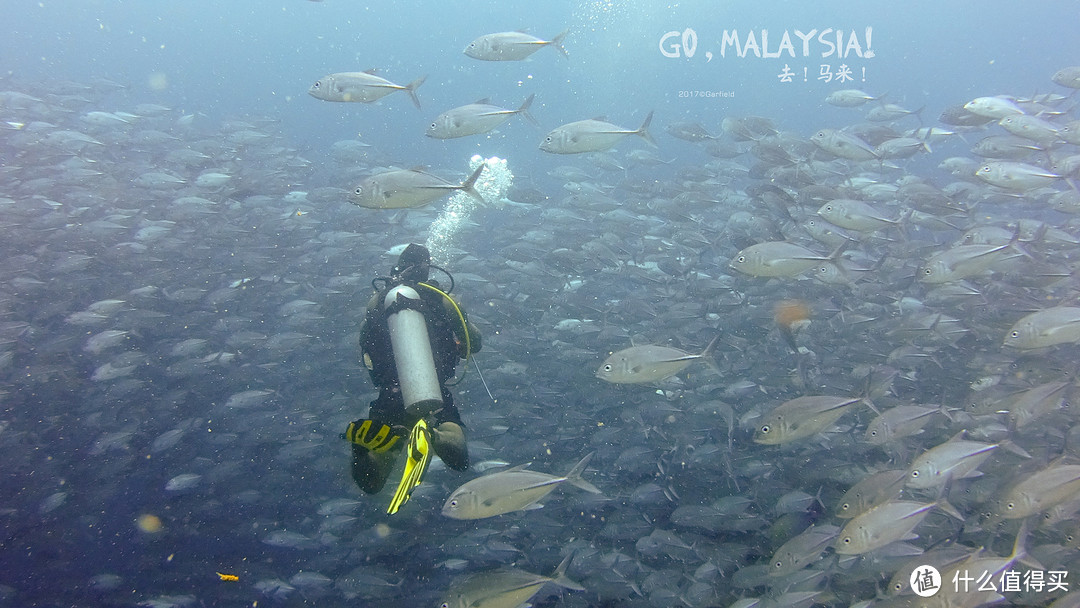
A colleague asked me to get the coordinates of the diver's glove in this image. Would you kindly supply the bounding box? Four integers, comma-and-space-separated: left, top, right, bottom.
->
343, 419, 404, 453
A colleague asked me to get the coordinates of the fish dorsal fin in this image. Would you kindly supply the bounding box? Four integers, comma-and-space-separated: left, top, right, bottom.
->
591, 115, 608, 121
408, 165, 430, 173
503, 462, 532, 473
474, 98, 491, 105
363, 68, 378, 75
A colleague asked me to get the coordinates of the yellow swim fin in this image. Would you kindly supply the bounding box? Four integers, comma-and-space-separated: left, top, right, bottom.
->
387, 418, 431, 515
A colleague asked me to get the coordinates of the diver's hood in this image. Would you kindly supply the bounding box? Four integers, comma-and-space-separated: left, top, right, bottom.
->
392, 243, 431, 283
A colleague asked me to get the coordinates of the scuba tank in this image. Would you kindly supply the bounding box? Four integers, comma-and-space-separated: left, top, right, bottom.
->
384, 284, 443, 418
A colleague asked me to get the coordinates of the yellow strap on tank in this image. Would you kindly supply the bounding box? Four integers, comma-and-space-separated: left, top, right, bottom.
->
419, 281, 471, 364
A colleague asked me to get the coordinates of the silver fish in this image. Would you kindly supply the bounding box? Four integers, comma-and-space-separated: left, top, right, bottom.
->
540, 112, 655, 154
834, 498, 960, 555
350, 164, 484, 209
825, 89, 881, 107
754, 396, 862, 445
1004, 306, 1080, 349
441, 453, 600, 519
864, 405, 943, 445
463, 30, 568, 61
730, 241, 840, 278
963, 95, 1025, 118
767, 524, 840, 577
835, 469, 907, 519
596, 335, 720, 384
427, 94, 536, 139
974, 161, 1061, 190
308, 70, 425, 108
906, 433, 998, 489
439, 554, 583, 608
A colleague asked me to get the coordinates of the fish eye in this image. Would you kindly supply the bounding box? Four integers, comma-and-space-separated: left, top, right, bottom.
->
923, 268, 933, 275
448, 499, 458, 507
441, 603, 450, 608
431, 123, 437, 129
840, 502, 850, 511
545, 136, 552, 142
869, 430, 877, 437
603, 364, 612, 372
910, 470, 919, 477
312, 81, 320, 88
893, 582, 904, 591
1010, 330, 1020, 338
815, 131, 825, 137
1006, 502, 1015, 510
981, 165, 990, 172
841, 537, 852, 544
354, 187, 363, 195
774, 561, 783, 569
759, 424, 770, 434
824, 205, 832, 212
737, 255, 746, 263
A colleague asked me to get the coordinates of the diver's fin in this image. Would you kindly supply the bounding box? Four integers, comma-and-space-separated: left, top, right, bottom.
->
387, 419, 431, 514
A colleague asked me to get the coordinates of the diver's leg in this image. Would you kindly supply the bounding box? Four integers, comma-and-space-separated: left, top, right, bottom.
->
351, 444, 397, 493
430, 421, 469, 471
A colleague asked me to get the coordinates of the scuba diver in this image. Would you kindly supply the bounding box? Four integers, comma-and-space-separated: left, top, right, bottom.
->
345, 243, 481, 511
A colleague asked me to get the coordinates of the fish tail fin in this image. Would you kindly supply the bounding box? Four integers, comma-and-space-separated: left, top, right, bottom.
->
549, 30, 570, 57
920, 127, 934, 154
635, 110, 657, 147
1012, 519, 1044, 572
550, 553, 586, 591
517, 93, 540, 127
998, 438, 1032, 459
913, 105, 926, 126
404, 75, 427, 110
1006, 222, 1041, 262
564, 452, 601, 494
458, 163, 486, 204
700, 333, 723, 376
934, 475, 964, 521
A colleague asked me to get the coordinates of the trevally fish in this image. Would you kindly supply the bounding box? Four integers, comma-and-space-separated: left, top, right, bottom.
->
463, 30, 568, 61
834, 469, 907, 519
438, 554, 583, 608
767, 524, 840, 578
1004, 306, 1080, 349
595, 334, 720, 384
307, 70, 426, 109
975, 161, 1061, 190
825, 89, 882, 107
441, 452, 601, 519
963, 95, 1025, 118
834, 498, 961, 555
349, 164, 485, 209
754, 396, 864, 445
426, 94, 536, 139
991, 463, 1080, 520
905, 432, 1000, 490
729, 241, 843, 278
540, 112, 655, 154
